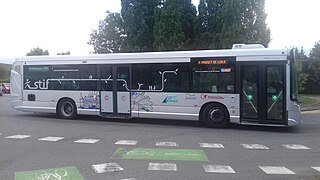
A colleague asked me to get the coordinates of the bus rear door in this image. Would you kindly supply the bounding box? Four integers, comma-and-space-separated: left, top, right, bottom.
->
99, 65, 131, 119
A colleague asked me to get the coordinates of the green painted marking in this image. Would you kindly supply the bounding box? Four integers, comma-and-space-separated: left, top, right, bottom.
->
112, 148, 208, 161
14, 166, 85, 180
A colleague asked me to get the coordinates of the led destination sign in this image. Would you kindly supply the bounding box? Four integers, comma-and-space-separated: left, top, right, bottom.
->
197, 60, 227, 65
192, 56, 235, 66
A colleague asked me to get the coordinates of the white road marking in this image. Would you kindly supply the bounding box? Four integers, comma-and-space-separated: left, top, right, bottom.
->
115, 140, 137, 145
156, 141, 178, 147
259, 166, 296, 174
203, 165, 236, 174
5, 135, 31, 139
121, 178, 136, 180
199, 143, 224, 149
241, 144, 269, 150
38, 136, 64, 142
0, 133, 2, 135
312, 167, 320, 172
74, 139, 100, 144
92, 163, 124, 173
148, 163, 177, 171
282, 144, 310, 150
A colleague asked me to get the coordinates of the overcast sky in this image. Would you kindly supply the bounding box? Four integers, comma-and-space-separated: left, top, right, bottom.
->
0, 0, 320, 63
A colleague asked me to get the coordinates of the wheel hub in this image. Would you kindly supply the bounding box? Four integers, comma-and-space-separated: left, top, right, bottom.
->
209, 109, 224, 123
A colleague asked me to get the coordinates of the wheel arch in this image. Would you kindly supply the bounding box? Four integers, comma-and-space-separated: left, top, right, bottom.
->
199, 101, 230, 121
56, 97, 77, 115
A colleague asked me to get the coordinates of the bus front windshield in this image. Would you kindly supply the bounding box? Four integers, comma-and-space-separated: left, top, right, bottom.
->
290, 60, 299, 102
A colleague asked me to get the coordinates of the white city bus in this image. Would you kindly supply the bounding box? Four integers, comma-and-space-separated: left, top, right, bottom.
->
10, 44, 301, 128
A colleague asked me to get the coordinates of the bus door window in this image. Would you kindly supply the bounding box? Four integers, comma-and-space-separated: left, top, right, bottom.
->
100, 67, 113, 91
117, 67, 130, 91
266, 66, 284, 120
241, 66, 258, 119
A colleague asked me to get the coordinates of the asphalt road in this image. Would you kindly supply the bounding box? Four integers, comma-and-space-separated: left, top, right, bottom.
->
0, 94, 320, 180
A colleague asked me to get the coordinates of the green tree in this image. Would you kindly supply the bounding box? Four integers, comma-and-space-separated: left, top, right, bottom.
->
26, 47, 49, 56
121, 0, 159, 52
57, 51, 71, 55
153, 0, 196, 51
220, 0, 270, 48
195, 0, 224, 49
89, 12, 125, 54
305, 41, 320, 93
0, 64, 11, 82
293, 47, 308, 93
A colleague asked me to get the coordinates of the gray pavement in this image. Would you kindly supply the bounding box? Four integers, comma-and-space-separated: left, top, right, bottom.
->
0, 94, 320, 180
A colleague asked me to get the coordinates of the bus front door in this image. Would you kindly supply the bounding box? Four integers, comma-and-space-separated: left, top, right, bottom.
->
100, 65, 131, 118
240, 63, 286, 125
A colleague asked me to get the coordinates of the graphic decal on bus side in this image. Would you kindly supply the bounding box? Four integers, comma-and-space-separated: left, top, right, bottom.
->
79, 92, 100, 109
24, 69, 178, 92
131, 92, 153, 112
24, 79, 49, 90
162, 95, 178, 104
200, 94, 225, 100
102, 69, 178, 91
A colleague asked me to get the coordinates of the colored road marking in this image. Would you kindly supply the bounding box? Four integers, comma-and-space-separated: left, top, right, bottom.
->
74, 139, 100, 144
312, 167, 320, 172
282, 144, 310, 150
148, 163, 177, 171
115, 140, 138, 145
203, 165, 236, 174
112, 148, 208, 161
156, 141, 178, 147
6, 135, 31, 139
259, 166, 296, 174
92, 163, 124, 173
38, 136, 64, 142
14, 166, 84, 180
241, 144, 269, 150
199, 143, 224, 149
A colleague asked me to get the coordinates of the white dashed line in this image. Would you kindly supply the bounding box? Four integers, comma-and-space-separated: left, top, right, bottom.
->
115, 140, 138, 145
121, 178, 136, 180
148, 163, 177, 171
74, 139, 100, 144
38, 136, 64, 142
92, 163, 124, 173
241, 144, 269, 150
5, 135, 31, 139
282, 144, 310, 150
200, 143, 224, 149
259, 166, 296, 174
203, 165, 236, 174
312, 167, 320, 172
156, 141, 178, 147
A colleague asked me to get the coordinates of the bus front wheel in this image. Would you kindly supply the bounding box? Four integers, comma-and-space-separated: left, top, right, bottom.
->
57, 98, 77, 119
202, 103, 230, 128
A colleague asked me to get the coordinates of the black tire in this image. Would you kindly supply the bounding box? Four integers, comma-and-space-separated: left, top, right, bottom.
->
202, 103, 230, 128
57, 98, 77, 119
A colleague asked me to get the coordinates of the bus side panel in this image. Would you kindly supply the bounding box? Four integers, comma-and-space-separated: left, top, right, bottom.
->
20, 90, 100, 115
131, 92, 240, 122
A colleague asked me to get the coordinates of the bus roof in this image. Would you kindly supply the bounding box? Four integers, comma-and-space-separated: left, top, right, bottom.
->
15, 48, 288, 65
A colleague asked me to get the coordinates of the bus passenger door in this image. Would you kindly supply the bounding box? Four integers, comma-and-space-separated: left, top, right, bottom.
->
240, 63, 286, 125
100, 65, 131, 118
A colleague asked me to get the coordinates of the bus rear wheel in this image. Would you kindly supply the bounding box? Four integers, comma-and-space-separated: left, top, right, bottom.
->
202, 103, 230, 128
57, 98, 77, 119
